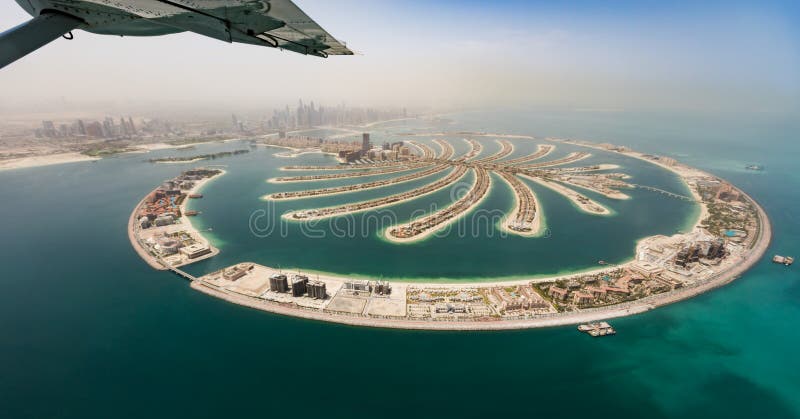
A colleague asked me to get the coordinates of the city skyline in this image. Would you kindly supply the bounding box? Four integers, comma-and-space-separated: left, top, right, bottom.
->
1, 0, 798, 115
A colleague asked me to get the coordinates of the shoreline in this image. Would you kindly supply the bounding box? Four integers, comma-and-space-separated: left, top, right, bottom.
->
129, 136, 772, 330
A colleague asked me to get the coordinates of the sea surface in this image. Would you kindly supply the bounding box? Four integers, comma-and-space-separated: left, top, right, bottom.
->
0, 109, 798, 418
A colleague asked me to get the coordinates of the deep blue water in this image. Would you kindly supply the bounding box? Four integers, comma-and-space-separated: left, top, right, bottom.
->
0, 109, 798, 418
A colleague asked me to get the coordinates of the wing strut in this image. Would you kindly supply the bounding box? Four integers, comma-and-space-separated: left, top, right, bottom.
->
0, 11, 84, 70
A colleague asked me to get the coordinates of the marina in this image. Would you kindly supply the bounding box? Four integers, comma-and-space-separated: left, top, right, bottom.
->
578, 322, 617, 337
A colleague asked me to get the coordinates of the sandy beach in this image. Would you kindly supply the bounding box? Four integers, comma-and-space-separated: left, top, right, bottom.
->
0, 152, 100, 171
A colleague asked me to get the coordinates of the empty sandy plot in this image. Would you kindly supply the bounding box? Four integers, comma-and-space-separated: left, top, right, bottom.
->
326, 295, 367, 314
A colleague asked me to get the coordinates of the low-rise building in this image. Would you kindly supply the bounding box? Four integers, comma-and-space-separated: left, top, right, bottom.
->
573, 291, 594, 305
179, 243, 211, 259
373, 281, 391, 295
222, 263, 253, 281
343, 280, 371, 293
585, 286, 607, 298
548, 286, 569, 301
154, 214, 175, 226
157, 237, 181, 255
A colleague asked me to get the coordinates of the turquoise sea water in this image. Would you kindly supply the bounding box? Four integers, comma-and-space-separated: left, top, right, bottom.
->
0, 110, 798, 418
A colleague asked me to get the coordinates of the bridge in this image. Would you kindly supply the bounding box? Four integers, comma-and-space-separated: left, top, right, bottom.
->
630, 184, 695, 202
156, 257, 198, 281
167, 265, 197, 281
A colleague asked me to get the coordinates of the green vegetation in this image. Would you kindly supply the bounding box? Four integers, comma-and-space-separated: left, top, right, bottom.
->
165, 135, 238, 146
148, 149, 249, 163
81, 147, 137, 157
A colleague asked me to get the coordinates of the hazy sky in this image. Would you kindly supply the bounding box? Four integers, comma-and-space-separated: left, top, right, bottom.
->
1, 0, 798, 114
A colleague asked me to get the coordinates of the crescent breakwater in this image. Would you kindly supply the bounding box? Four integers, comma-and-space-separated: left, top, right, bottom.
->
129, 136, 771, 330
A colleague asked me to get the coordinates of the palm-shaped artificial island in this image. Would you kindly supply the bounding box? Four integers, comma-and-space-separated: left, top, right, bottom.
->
265, 137, 631, 242
129, 130, 769, 330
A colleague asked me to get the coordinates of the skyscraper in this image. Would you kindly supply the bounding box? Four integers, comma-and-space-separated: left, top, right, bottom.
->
41, 121, 56, 137
361, 133, 371, 152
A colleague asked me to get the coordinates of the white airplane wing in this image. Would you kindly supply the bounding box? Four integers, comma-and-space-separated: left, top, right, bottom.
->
1, 0, 353, 69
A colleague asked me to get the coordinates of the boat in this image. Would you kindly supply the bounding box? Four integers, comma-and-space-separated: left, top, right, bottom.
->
184, 210, 199, 216
188, 194, 203, 199
773, 255, 794, 266
745, 164, 764, 171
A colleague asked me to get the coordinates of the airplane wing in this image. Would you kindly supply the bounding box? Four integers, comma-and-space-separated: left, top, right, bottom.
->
258, 0, 353, 56
130, 0, 354, 58
1, 0, 353, 69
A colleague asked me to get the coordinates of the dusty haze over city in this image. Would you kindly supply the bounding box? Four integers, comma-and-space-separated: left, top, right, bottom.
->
1, 0, 798, 118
